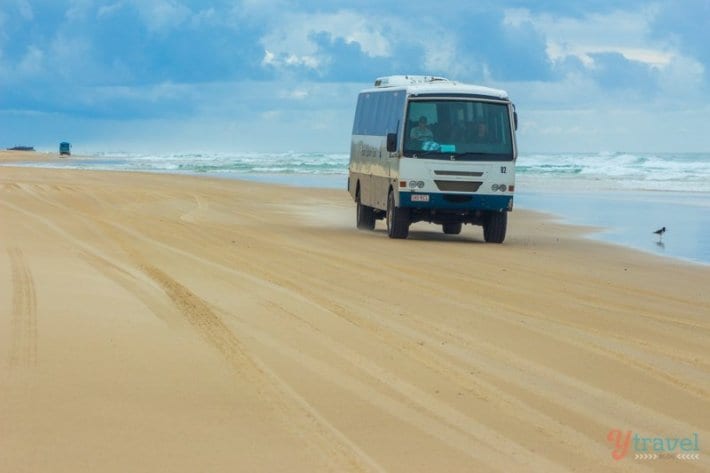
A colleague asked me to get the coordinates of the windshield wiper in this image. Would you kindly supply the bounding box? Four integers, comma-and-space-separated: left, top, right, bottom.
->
404, 150, 440, 158
415, 151, 442, 158
454, 152, 514, 160
454, 152, 489, 158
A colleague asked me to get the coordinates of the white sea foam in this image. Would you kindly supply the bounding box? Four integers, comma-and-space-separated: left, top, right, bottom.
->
5, 150, 710, 193
516, 152, 710, 192
4, 149, 709, 263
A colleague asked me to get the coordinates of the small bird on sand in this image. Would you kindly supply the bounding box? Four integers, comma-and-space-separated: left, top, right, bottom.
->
653, 226, 666, 240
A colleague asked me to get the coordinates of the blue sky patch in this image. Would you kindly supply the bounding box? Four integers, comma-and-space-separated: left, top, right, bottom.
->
1, 0, 708, 152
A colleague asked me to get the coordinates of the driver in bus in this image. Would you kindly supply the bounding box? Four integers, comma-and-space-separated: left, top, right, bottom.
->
410, 116, 434, 142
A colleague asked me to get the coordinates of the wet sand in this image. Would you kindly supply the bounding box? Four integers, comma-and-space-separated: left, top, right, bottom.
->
1, 151, 708, 472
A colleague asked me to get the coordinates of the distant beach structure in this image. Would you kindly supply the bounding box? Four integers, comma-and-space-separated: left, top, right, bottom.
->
59, 142, 71, 156
7, 146, 35, 151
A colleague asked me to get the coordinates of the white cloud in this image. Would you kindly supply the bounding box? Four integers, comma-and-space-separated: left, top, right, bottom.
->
188, 7, 217, 28
15, 0, 33, 21
260, 110, 282, 120
261, 49, 275, 66
517, 105, 710, 152
548, 44, 673, 69
420, 30, 460, 75
17, 45, 44, 76
237, 0, 287, 13
505, 6, 677, 69
262, 49, 320, 70
66, 0, 95, 21
656, 55, 705, 100
129, 0, 191, 33
289, 89, 309, 100
97, 2, 125, 19
4, 1, 708, 153
498, 64, 709, 152
86, 81, 191, 104
259, 10, 391, 72
280, 88, 309, 100
0, 9, 6, 41
285, 54, 319, 68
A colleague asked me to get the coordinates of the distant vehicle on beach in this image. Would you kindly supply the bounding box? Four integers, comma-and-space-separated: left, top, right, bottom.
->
7, 146, 35, 151
348, 75, 518, 242
59, 142, 71, 156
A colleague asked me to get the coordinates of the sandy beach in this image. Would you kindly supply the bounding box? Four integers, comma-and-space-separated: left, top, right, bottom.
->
1, 151, 708, 472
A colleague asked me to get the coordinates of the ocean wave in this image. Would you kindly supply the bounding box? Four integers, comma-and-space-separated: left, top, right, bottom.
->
516, 152, 710, 192
5, 150, 709, 193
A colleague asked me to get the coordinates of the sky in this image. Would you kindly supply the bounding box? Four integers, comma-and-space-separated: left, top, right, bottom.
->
1, 0, 709, 153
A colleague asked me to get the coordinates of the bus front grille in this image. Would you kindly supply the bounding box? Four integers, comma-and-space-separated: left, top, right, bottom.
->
434, 180, 483, 192
434, 170, 483, 177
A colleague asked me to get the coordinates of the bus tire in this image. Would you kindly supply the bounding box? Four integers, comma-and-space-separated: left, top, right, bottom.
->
356, 200, 376, 230
442, 223, 462, 235
483, 211, 507, 243
386, 191, 410, 239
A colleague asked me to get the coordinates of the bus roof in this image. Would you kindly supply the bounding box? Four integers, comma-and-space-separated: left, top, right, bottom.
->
363, 75, 509, 100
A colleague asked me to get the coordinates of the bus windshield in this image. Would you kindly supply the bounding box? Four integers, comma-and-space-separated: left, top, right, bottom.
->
404, 99, 514, 161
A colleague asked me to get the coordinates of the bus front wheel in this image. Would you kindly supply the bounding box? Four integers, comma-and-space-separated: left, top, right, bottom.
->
386, 192, 410, 239
483, 211, 507, 243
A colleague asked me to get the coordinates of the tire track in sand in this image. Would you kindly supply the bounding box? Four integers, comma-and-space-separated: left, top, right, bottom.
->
140, 264, 386, 473
2, 184, 384, 472
7, 248, 38, 367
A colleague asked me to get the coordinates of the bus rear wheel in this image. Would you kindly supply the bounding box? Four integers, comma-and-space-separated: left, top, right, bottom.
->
386, 192, 410, 239
483, 211, 507, 243
356, 200, 376, 230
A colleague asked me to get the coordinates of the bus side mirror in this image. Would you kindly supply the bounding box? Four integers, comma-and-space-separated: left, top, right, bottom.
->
514, 112, 518, 131
386, 133, 397, 152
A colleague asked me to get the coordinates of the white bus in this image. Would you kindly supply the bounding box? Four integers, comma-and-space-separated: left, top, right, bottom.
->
347, 75, 518, 242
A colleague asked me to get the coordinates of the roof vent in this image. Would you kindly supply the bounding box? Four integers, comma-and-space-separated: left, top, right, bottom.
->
374, 75, 450, 87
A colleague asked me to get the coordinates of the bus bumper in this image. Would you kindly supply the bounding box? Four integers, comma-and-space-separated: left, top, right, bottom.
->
399, 192, 513, 212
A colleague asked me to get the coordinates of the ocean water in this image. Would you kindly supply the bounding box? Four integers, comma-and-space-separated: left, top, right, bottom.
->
4, 150, 710, 265
516, 152, 710, 193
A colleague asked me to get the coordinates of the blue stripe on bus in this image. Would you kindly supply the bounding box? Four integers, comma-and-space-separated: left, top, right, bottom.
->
400, 192, 512, 211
